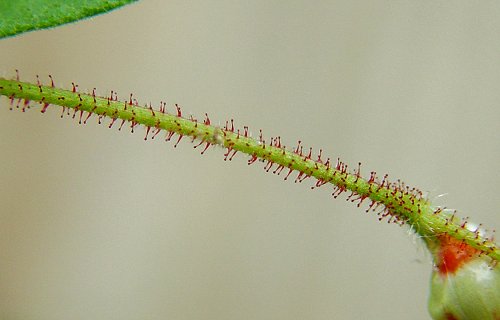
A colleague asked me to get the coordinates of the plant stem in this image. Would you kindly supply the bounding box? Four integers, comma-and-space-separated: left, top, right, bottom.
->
1, 76, 498, 262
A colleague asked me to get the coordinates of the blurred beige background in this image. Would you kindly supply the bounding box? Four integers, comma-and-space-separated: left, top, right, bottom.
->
0, 1, 499, 319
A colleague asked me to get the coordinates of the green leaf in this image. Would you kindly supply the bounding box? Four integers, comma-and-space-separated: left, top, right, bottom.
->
0, 0, 138, 39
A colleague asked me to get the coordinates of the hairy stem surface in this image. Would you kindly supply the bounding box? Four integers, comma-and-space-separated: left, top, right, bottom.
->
1, 76, 498, 262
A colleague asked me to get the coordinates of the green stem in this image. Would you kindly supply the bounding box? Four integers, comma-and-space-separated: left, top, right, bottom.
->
1, 77, 498, 261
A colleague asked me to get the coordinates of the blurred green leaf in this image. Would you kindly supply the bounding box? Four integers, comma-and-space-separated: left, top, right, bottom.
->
0, 0, 138, 39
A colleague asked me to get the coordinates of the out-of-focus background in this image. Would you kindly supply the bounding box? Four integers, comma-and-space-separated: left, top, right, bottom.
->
0, 1, 498, 319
